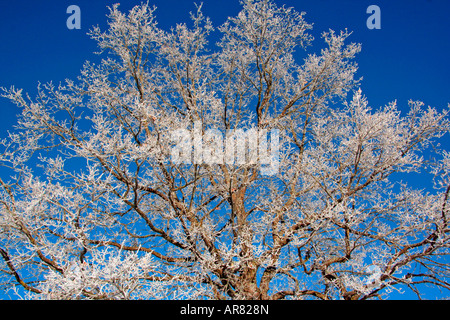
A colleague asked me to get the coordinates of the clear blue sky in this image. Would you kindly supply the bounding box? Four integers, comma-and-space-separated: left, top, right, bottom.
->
1, 0, 450, 300
1, 0, 450, 132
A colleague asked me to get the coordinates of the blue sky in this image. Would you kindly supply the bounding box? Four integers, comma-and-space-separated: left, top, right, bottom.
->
1, 0, 450, 300
1, 0, 450, 133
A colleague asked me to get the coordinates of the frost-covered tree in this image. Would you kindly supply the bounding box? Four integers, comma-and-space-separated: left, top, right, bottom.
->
1, 0, 450, 300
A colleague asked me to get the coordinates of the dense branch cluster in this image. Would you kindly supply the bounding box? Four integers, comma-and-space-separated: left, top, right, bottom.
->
1, 0, 449, 299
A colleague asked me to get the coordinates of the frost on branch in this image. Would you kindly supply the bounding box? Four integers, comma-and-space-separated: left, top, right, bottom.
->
1, 0, 450, 300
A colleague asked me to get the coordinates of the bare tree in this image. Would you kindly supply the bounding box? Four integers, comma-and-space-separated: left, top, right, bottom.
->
1, 0, 450, 300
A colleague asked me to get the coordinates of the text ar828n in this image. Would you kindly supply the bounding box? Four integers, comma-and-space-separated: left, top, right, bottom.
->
222, 304, 269, 315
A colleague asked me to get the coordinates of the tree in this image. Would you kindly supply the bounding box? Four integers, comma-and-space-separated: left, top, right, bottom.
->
1, 0, 449, 300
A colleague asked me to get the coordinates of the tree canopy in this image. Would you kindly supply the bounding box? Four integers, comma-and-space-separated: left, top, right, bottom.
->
1, 0, 449, 300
